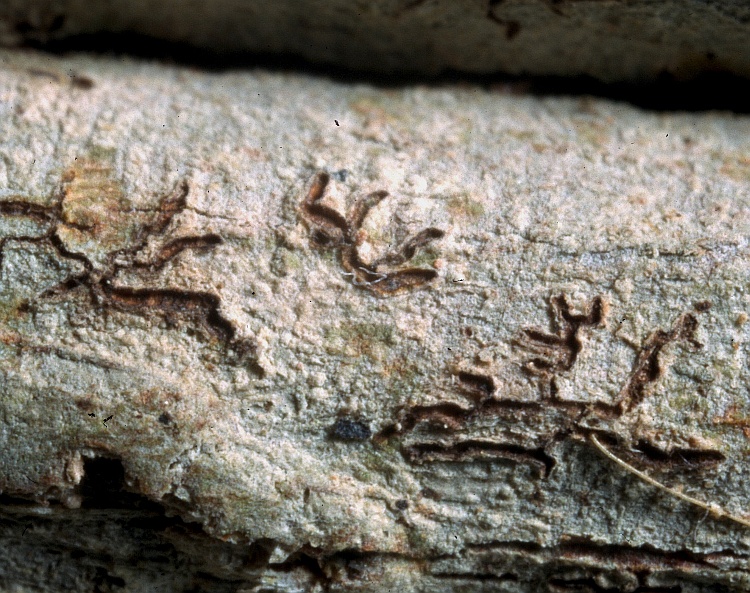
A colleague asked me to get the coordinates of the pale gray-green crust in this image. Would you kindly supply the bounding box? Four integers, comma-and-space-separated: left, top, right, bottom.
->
1, 49, 750, 592
2, 0, 750, 82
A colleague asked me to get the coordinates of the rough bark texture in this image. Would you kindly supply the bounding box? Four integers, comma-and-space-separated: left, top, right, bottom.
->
1, 48, 750, 592
2, 0, 750, 82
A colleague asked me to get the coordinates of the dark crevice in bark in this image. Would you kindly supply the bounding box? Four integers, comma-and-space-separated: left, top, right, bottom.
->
432, 571, 519, 581
0, 456, 316, 592
549, 577, 682, 592
2, 469, 748, 590
9, 30, 750, 113
79, 456, 158, 511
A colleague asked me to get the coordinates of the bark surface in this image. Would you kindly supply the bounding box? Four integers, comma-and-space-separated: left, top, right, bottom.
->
2, 0, 750, 82
1, 49, 750, 592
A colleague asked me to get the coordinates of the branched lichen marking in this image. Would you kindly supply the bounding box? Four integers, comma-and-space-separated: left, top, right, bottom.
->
300, 171, 444, 295
516, 294, 606, 399
0, 160, 258, 368
385, 296, 722, 479
617, 306, 705, 413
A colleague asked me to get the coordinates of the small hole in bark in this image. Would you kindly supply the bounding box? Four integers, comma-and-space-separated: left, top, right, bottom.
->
78, 457, 162, 512
79, 457, 127, 508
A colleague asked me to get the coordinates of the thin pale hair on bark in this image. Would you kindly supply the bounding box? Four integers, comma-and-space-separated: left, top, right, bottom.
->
589, 434, 750, 530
